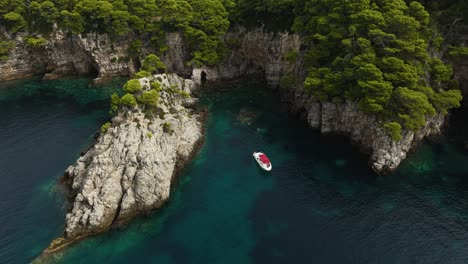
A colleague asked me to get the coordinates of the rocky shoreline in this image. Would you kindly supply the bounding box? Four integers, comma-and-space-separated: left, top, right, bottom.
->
1, 26, 463, 176
37, 74, 206, 259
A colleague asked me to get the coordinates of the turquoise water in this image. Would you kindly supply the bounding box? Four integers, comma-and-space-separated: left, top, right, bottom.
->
1, 78, 468, 263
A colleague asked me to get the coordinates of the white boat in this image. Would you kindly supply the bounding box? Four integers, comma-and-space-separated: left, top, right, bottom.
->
253, 152, 272, 171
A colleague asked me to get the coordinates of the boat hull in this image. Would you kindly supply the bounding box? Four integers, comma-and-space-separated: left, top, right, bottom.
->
253, 152, 272, 171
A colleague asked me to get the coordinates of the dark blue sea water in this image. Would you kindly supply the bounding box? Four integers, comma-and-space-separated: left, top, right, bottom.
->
1, 78, 468, 264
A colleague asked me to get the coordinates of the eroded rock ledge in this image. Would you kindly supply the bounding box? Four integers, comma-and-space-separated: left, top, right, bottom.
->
289, 91, 444, 173
41, 74, 205, 256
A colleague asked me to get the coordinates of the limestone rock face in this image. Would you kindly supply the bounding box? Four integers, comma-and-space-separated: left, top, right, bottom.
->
0, 28, 136, 82
287, 85, 445, 174
43, 74, 204, 254
191, 27, 301, 87
0, 29, 47, 81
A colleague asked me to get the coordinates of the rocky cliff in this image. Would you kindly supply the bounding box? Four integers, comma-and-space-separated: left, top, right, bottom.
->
1, 26, 453, 175
191, 27, 300, 87
287, 87, 445, 173
190, 27, 448, 174
0, 28, 137, 82
41, 74, 205, 255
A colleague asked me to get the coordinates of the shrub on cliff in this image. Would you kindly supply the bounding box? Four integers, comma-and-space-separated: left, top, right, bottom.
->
123, 79, 142, 93
383, 122, 402, 142
2, 12, 27, 32
151, 81, 162, 92
24, 36, 47, 48
101, 122, 111, 133
0, 40, 15, 61
135, 71, 152, 78
279, 74, 296, 89
138, 90, 160, 109
120, 93, 137, 107
110, 93, 120, 114
141, 54, 166, 74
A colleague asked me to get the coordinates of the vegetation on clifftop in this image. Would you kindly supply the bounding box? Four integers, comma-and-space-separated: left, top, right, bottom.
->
0, 0, 465, 140
292, 0, 462, 139
0, 0, 233, 66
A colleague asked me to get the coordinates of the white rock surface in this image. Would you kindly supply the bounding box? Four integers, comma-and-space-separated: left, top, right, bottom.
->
48, 74, 204, 251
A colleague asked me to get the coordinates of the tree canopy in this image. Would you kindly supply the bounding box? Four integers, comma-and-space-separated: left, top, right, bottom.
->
293, 0, 462, 138
0, 0, 233, 65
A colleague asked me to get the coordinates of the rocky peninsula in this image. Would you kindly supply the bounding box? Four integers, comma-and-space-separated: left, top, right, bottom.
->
41, 74, 205, 256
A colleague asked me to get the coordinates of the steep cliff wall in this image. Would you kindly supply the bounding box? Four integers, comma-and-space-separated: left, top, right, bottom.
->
285, 84, 445, 173
0, 28, 136, 82
191, 27, 301, 87
42, 74, 205, 256
190, 27, 447, 174
0, 27, 451, 174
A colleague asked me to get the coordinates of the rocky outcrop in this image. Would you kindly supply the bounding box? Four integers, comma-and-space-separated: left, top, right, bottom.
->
0, 28, 137, 82
286, 82, 445, 174
0, 29, 47, 81
42, 74, 205, 255
191, 27, 301, 87
187, 27, 447, 174
42, 31, 135, 82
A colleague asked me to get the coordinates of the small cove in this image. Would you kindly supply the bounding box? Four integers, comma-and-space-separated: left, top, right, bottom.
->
0, 78, 468, 263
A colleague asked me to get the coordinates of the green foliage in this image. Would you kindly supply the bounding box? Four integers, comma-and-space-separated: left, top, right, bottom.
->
128, 40, 142, 58
60, 10, 84, 35
2, 12, 27, 32
141, 54, 166, 74
430, 89, 462, 115
138, 89, 160, 108
135, 70, 152, 78
285, 50, 298, 64
383, 122, 402, 141
0, 40, 15, 61
123, 79, 142, 93
0, 0, 233, 66
120, 93, 137, 107
231, 0, 295, 31
178, 90, 190, 98
101, 122, 111, 133
24, 36, 47, 48
147, 132, 153, 138
151, 81, 162, 92
295, 0, 462, 132
181, 0, 231, 66
110, 93, 120, 113
448, 46, 468, 60
279, 74, 296, 89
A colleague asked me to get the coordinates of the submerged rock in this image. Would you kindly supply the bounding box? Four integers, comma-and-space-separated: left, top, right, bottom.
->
41, 74, 205, 256
237, 107, 257, 124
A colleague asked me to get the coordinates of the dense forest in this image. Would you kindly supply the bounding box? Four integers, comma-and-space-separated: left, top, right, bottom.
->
0, 0, 466, 140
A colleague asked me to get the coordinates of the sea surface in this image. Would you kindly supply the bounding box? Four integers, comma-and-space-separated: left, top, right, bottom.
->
1, 78, 468, 264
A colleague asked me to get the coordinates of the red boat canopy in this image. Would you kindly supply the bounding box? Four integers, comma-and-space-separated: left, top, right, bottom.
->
259, 154, 270, 164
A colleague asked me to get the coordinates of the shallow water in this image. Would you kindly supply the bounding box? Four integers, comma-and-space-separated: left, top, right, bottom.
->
1, 78, 468, 263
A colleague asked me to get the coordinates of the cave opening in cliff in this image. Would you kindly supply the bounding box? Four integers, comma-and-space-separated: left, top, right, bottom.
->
201, 71, 207, 84
89, 62, 100, 79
